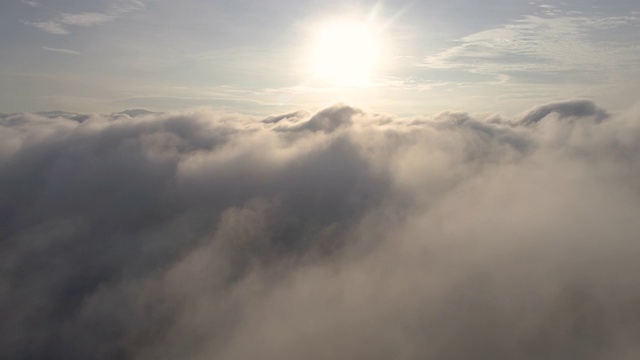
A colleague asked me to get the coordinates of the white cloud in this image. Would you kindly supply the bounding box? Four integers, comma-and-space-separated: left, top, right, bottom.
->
21, 0, 40, 7
423, 11, 640, 85
110, 0, 146, 14
23, 1, 146, 35
58, 12, 115, 27
23, 20, 69, 35
42, 46, 81, 55
2, 100, 640, 358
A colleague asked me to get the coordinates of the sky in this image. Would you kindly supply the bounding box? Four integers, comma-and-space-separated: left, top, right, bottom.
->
3, 1, 640, 359
1, 0, 639, 115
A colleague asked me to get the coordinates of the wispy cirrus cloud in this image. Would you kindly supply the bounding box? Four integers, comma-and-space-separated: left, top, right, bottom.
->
423, 7, 640, 85
42, 46, 81, 55
57, 12, 115, 27
110, 0, 146, 14
21, 0, 40, 7
24, 20, 69, 34
23, 0, 146, 35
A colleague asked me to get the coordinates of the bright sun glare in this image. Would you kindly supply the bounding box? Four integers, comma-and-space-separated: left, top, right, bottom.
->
310, 21, 379, 87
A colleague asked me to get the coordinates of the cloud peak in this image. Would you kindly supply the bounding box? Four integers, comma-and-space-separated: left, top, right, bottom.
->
517, 99, 609, 125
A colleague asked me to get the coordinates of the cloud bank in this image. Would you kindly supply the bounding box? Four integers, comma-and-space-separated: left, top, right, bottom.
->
1, 100, 640, 359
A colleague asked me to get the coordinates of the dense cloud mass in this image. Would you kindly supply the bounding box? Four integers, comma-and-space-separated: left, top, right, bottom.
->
2, 100, 640, 359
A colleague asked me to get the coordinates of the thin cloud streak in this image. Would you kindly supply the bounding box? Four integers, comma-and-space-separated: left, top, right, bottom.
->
21, 0, 40, 7
423, 10, 640, 84
23, 0, 146, 35
23, 20, 69, 35
42, 46, 81, 55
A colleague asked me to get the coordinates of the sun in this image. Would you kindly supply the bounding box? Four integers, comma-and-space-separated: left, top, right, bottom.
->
310, 21, 380, 87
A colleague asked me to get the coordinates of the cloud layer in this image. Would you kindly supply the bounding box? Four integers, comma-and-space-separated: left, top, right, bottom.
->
1, 100, 640, 359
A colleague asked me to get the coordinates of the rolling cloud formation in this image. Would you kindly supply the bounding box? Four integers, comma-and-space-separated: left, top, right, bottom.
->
1, 100, 640, 359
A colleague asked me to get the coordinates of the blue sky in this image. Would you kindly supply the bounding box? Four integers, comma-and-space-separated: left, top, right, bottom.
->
2, 0, 639, 115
